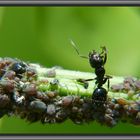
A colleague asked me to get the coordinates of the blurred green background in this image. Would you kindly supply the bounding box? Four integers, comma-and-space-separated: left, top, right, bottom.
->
0, 6, 140, 134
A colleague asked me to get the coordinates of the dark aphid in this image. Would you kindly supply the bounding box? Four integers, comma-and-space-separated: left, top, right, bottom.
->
29, 100, 47, 113
123, 82, 133, 92
19, 111, 27, 119
0, 94, 10, 108
46, 104, 56, 116
49, 79, 59, 91
55, 110, 68, 122
70, 40, 111, 107
62, 96, 73, 107
10, 62, 27, 78
0, 62, 7, 77
104, 114, 117, 127
23, 83, 37, 96
26, 67, 37, 77
26, 112, 41, 123
82, 102, 93, 114
11, 91, 25, 105
72, 106, 79, 113
111, 84, 124, 92
36, 91, 49, 102
0, 58, 16, 78
0, 79, 15, 93
2, 70, 16, 80
134, 80, 140, 90
25, 67, 37, 82
46, 69, 56, 78
124, 77, 135, 85
47, 91, 58, 98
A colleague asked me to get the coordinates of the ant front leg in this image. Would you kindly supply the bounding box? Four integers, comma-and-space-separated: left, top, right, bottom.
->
100, 46, 107, 66
77, 78, 95, 89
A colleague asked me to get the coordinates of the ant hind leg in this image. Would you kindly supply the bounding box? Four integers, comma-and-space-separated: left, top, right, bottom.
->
104, 75, 112, 91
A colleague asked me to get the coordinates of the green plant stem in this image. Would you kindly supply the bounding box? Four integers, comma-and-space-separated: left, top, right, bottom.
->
32, 64, 128, 100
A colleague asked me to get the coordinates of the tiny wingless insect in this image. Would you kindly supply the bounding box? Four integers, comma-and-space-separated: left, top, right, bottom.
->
70, 39, 112, 107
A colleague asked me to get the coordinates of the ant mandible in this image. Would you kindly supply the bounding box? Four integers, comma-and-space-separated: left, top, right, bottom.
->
70, 40, 112, 106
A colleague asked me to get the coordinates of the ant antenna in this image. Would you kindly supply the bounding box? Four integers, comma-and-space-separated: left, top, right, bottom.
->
69, 39, 88, 59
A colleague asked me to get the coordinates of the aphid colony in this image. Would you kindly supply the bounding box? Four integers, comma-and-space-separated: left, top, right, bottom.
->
0, 56, 140, 127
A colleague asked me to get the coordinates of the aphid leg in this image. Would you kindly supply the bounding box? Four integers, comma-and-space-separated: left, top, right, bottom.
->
69, 39, 88, 59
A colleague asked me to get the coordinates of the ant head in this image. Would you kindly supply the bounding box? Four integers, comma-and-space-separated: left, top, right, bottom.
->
89, 50, 104, 69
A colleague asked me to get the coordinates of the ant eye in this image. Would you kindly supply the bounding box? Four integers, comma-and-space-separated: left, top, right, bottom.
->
93, 54, 100, 61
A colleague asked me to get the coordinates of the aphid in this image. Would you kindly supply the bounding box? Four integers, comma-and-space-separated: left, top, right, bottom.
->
23, 83, 37, 96
134, 80, 140, 90
29, 100, 47, 113
47, 91, 58, 98
117, 98, 128, 105
26, 67, 37, 81
11, 91, 25, 105
0, 94, 10, 108
10, 62, 27, 78
46, 69, 56, 78
70, 39, 111, 107
26, 112, 41, 123
111, 84, 124, 92
0, 79, 15, 93
2, 70, 16, 80
46, 104, 56, 116
26, 67, 37, 77
62, 96, 73, 107
49, 79, 59, 91
36, 91, 49, 102
55, 110, 68, 122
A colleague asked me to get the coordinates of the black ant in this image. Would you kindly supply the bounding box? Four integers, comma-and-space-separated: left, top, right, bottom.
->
70, 39, 112, 107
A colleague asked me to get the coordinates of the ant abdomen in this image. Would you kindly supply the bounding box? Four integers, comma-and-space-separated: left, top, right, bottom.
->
92, 87, 107, 105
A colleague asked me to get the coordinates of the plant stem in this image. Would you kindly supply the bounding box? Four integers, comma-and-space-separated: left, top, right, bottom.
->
34, 64, 128, 100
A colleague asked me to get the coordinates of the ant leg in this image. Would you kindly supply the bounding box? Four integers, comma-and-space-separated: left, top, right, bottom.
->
100, 46, 107, 55
107, 78, 110, 91
77, 79, 89, 89
100, 46, 107, 65
77, 78, 96, 89
104, 75, 112, 91
103, 52, 107, 65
